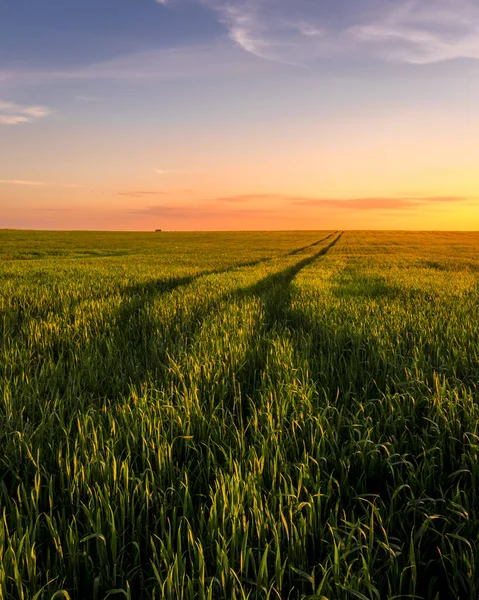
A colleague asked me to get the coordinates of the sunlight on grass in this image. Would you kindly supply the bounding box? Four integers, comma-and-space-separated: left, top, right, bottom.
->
1, 230, 479, 599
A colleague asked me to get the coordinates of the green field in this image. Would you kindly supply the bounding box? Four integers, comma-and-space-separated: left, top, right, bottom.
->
2, 230, 479, 599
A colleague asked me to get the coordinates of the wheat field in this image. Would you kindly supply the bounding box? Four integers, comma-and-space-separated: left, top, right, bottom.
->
1, 230, 479, 599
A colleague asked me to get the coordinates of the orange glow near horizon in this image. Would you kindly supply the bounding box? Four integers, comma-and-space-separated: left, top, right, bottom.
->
2, 20, 479, 231
2, 183, 477, 231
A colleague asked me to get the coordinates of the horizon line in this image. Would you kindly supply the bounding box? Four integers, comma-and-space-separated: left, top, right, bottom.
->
1, 228, 478, 234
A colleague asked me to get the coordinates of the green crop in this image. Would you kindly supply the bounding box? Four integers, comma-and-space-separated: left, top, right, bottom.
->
1, 229, 479, 599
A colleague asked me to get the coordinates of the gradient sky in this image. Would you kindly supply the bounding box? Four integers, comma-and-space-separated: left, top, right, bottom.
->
1, 0, 479, 230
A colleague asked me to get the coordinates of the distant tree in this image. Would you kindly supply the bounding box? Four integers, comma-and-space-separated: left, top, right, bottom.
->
155, 229, 162, 232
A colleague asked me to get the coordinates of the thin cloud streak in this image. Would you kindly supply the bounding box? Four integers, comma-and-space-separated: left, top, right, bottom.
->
128, 203, 277, 219
119, 191, 171, 198
209, 193, 469, 210
217, 194, 285, 203
35, 208, 73, 212
154, 168, 200, 176
0, 43, 266, 86
292, 195, 469, 210
0, 179, 83, 188
0, 179, 48, 186
0, 116, 30, 125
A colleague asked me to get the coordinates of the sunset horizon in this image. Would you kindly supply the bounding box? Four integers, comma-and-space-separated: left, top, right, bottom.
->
2, 0, 478, 231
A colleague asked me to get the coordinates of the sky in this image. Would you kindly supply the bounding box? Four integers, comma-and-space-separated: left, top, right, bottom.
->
1, 0, 479, 231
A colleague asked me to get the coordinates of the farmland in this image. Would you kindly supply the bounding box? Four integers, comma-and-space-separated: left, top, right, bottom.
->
1, 229, 479, 599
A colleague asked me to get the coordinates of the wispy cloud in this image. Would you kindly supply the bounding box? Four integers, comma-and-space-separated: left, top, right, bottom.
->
74, 95, 97, 102
0, 179, 47, 186
291, 195, 468, 210
154, 168, 199, 176
0, 116, 30, 125
351, 0, 479, 64
217, 194, 281, 203
208, 193, 468, 210
119, 190, 171, 198
0, 102, 51, 125
198, 0, 479, 65
128, 202, 276, 219
35, 208, 73, 212
0, 179, 82, 188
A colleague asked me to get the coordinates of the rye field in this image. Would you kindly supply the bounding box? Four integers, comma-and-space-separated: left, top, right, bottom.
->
2, 229, 479, 600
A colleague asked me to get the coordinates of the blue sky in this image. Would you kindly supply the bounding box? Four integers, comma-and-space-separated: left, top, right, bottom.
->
1, 0, 221, 67
1, 0, 479, 230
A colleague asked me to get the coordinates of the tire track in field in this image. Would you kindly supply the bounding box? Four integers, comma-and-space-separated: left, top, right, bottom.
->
158, 231, 343, 350
238, 232, 342, 301
225, 232, 344, 405
169, 231, 343, 349
170, 231, 344, 345
287, 231, 337, 256
64, 234, 340, 402
130, 232, 343, 392
159, 232, 344, 412
117, 233, 337, 307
